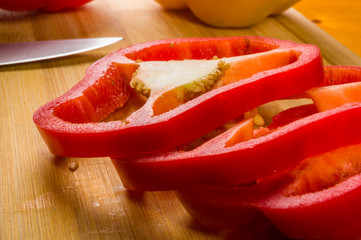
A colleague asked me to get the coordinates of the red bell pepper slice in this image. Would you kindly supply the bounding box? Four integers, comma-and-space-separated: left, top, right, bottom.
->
258, 146, 361, 239
0, 0, 91, 12
176, 104, 316, 230
177, 185, 269, 229
113, 66, 361, 191
33, 36, 323, 158
177, 66, 361, 239
257, 65, 361, 240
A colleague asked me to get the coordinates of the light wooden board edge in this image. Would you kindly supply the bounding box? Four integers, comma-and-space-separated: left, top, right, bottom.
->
279, 8, 361, 66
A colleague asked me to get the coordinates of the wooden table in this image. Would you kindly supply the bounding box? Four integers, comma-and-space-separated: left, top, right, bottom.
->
294, 0, 361, 57
1, 0, 361, 239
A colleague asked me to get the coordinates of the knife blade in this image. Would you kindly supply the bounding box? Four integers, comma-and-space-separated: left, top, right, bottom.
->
0, 37, 123, 66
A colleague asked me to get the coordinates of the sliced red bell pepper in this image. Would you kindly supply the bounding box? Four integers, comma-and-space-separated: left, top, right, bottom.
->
113, 66, 361, 191
177, 66, 361, 239
258, 145, 361, 239
177, 185, 270, 229
0, 0, 91, 12
257, 65, 361, 240
267, 104, 318, 129
176, 103, 316, 230
33, 36, 323, 158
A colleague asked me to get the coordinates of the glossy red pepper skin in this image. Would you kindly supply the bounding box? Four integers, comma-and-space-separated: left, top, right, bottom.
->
41, 0, 92, 12
258, 66, 361, 240
259, 172, 361, 240
33, 36, 323, 158
177, 66, 361, 239
177, 184, 269, 229
114, 101, 361, 190
175, 103, 319, 230
0, 0, 91, 12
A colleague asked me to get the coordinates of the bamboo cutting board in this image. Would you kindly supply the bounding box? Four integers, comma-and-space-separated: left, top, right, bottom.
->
1, 0, 361, 239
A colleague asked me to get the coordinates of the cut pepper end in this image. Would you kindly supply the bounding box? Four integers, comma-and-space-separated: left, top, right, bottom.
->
52, 62, 139, 124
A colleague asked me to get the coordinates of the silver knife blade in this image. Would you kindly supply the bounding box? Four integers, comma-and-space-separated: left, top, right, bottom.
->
0, 37, 123, 66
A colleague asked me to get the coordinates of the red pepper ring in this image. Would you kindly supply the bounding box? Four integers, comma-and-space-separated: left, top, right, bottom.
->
256, 65, 361, 240
174, 66, 361, 239
113, 102, 361, 191
259, 170, 361, 239
33, 36, 323, 158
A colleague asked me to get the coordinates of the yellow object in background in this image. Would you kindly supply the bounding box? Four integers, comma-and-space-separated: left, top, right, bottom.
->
154, 0, 299, 27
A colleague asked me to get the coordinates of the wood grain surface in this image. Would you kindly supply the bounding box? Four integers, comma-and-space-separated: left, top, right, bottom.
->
1, 0, 361, 239
294, 0, 361, 57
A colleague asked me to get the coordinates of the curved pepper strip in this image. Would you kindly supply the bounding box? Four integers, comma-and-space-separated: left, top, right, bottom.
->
177, 176, 282, 229
177, 66, 361, 239
258, 66, 361, 240
113, 67, 361, 191
33, 36, 323, 158
259, 164, 361, 240
176, 104, 317, 230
